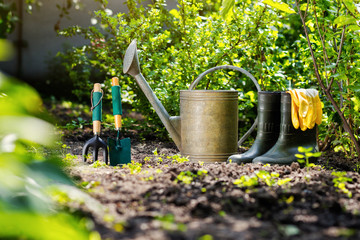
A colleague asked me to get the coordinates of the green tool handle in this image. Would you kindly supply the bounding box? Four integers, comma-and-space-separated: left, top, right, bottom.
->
111, 88, 122, 116
111, 77, 122, 130
92, 93, 103, 121
92, 83, 102, 134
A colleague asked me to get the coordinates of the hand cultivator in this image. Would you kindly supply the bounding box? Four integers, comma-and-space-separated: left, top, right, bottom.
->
82, 83, 108, 164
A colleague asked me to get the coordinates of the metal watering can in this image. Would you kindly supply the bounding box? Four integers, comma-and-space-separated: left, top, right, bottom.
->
123, 40, 261, 162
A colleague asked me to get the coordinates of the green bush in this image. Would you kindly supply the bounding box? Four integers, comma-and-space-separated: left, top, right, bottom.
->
59, 0, 302, 141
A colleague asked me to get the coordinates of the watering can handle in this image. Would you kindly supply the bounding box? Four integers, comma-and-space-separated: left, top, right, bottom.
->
189, 65, 261, 147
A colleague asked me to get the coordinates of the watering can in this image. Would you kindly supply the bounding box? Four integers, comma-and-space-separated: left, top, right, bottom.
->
123, 40, 261, 162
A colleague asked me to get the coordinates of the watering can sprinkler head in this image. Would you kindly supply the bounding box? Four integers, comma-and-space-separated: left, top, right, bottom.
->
123, 39, 141, 77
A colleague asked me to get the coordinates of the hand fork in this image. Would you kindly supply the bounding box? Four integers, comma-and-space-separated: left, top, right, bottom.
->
82, 83, 108, 164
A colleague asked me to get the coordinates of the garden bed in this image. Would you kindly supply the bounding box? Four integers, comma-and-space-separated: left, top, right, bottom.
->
63, 135, 360, 240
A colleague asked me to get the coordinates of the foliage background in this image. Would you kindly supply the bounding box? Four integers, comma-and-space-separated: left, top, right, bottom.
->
57, 0, 306, 142
2, 0, 360, 155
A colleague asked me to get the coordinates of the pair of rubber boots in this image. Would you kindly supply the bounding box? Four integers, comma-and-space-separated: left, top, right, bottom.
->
228, 91, 318, 165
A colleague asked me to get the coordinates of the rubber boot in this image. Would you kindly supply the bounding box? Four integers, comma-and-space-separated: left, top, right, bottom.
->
227, 91, 281, 164
253, 92, 318, 165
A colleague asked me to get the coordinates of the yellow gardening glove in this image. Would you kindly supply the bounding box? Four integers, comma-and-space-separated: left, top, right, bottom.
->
288, 90, 300, 129
315, 94, 322, 125
287, 89, 322, 131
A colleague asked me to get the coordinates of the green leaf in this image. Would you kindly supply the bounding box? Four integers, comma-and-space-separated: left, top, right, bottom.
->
169, 9, 180, 19
343, 0, 356, 15
263, 0, 296, 14
220, 0, 235, 20
298, 146, 313, 152
348, 25, 360, 31
277, 178, 292, 185
334, 15, 357, 27
295, 154, 304, 159
0, 39, 15, 61
300, 3, 308, 11
0, 212, 98, 240
311, 152, 322, 157
297, 146, 306, 152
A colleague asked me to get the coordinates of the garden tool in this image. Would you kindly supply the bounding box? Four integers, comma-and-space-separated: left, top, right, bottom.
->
82, 83, 108, 164
107, 77, 131, 166
227, 91, 282, 164
123, 39, 262, 162
252, 92, 319, 165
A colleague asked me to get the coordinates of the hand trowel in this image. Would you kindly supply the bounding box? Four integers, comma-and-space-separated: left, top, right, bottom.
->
108, 77, 131, 166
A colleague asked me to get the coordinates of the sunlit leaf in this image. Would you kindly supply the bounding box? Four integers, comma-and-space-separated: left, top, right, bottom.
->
220, 0, 235, 20
263, 0, 296, 14
334, 15, 357, 27
348, 25, 360, 31
169, 9, 180, 19
0, 39, 15, 61
311, 152, 322, 157
343, 0, 356, 14
0, 212, 99, 240
0, 116, 56, 146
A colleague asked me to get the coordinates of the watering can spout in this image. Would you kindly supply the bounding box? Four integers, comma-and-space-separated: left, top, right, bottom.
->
123, 40, 141, 76
123, 40, 182, 151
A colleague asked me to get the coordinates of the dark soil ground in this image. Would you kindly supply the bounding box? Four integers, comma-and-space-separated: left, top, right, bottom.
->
51, 103, 360, 240
60, 135, 360, 240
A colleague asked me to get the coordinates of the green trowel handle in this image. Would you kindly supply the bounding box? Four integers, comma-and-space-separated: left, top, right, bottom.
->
111, 77, 123, 129
111, 77, 123, 116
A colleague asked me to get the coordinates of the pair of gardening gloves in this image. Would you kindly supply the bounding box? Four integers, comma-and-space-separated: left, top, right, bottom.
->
287, 89, 322, 131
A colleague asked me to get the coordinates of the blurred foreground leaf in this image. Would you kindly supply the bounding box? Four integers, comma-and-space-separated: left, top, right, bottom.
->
0, 66, 99, 238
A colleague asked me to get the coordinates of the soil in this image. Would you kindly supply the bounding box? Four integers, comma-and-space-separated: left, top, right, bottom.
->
50, 104, 360, 240
60, 134, 360, 240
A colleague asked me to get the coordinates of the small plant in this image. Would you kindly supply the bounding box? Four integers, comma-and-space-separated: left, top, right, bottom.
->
61, 117, 88, 130
234, 170, 292, 188
62, 153, 78, 167
174, 169, 208, 185
153, 148, 158, 156
175, 171, 194, 185
233, 175, 259, 188
143, 176, 154, 181
122, 161, 142, 174
91, 160, 107, 168
256, 170, 279, 187
113, 222, 125, 233
332, 171, 353, 198
155, 213, 187, 232
198, 235, 214, 240
170, 154, 190, 164
197, 169, 208, 177
295, 146, 322, 169
277, 178, 292, 186
218, 211, 226, 217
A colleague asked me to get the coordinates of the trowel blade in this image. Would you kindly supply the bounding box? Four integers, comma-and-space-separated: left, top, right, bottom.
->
108, 137, 131, 166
